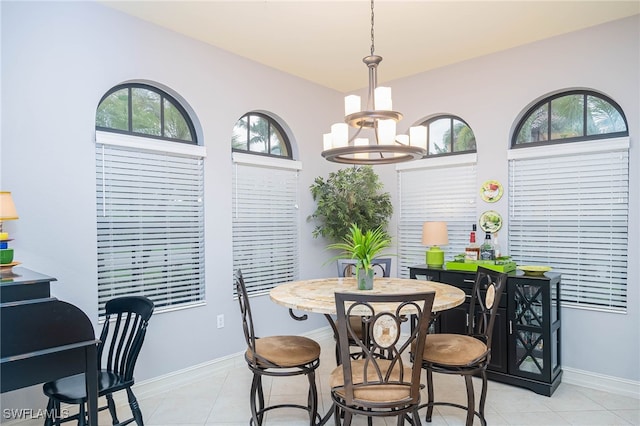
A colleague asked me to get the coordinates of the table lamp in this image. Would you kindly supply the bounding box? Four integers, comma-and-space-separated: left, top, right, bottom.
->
422, 221, 448, 268
0, 192, 19, 264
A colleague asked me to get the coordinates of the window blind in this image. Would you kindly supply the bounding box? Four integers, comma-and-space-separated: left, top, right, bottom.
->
232, 153, 300, 296
508, 139, 629, 312
96, 135, 205, 317
397, 156, 477, 278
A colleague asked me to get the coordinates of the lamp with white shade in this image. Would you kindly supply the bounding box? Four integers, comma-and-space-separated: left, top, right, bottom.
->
422, 222, 448, 269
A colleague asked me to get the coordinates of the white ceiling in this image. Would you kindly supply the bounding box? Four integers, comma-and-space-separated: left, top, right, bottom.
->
102, 0, 639, 92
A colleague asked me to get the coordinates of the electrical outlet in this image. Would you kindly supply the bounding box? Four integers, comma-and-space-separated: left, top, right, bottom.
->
216, 314, 224, 329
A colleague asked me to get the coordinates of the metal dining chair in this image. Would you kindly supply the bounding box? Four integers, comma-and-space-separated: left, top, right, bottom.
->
418, 267, 508, 426
335, 258, 392, 363
330, 290, 436, 425
234, 269, 321, 425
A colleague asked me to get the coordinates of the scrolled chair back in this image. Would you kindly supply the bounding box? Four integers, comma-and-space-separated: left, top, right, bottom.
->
333, 291, 435, 409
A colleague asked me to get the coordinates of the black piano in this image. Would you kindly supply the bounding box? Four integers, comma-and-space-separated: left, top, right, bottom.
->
1, 267, 98, 425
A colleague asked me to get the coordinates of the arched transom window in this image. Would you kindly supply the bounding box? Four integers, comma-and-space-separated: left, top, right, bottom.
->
96, 83, 196, 144
232, 112, 292, 158
513, 90, 628, 146
418, 115, 477, 156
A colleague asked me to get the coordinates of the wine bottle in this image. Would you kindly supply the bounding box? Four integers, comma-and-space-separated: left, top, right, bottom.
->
480, 232, 495, 260
465, 224, 480, 261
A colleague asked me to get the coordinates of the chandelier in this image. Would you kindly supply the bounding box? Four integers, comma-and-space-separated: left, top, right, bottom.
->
321, 0, 427, 165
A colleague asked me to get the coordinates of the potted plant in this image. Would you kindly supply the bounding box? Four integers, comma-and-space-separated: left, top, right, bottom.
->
308, 166, 393, 242
327, 223, 391, 290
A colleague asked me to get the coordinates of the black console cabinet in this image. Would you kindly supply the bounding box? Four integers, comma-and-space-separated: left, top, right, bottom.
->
410, 265, 562, 396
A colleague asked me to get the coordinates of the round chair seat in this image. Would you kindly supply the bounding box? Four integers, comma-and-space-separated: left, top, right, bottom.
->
329, 359, 413, 403
423, 333, 488, 367
246, 335, 320, 367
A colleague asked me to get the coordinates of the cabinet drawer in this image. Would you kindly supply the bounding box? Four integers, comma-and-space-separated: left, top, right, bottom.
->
410, 268, 440, 282
441, 271, 475, 288
441, 271, 507, 308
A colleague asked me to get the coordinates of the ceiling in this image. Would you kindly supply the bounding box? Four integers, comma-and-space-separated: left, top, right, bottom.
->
102, 0, 639, 92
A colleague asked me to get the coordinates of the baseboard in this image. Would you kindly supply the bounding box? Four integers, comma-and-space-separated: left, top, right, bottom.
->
562, 366, 640, 399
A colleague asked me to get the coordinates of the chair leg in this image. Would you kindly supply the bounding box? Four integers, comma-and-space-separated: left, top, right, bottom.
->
105, 393, 120, 425
412, 408, 423, 426
343, 411, 353, 426
307, 371, 318, 426
126, 387, 144, 425
53, 400, 62, 426
396, 413, 404, 426
333, 402, 341, 426
463, 375, 475, 426
249, 374, 263, 426
479, 370, 488, 421
44, 398, 55, 426
77, 402, 86, 426
425, 369, 434, 423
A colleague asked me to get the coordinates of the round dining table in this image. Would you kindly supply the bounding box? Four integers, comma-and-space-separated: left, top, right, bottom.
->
270, 277, 467, 425
270, 276, 466, 316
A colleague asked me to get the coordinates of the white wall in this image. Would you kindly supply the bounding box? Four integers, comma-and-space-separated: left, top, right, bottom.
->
384, 15, 640, 382
1, 0, 637, 410
0, 0, 340, 409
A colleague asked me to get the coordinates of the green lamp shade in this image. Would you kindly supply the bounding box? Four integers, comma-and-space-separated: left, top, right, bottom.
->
426, 246, 444, 268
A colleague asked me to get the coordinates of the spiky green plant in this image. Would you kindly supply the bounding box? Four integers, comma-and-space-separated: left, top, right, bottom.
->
327, 223, 391, 272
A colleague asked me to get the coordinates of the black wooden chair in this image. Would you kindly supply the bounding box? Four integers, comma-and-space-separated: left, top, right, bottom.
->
330, 290, 435, 425
43, 296, 154, 426
234, 269, 320, 426
418, 267, 507, 426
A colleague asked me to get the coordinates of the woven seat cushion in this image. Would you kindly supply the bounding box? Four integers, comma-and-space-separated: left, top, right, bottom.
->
422, 334, 488, 367
246, 335, 320, 367
329, 359, 414, 403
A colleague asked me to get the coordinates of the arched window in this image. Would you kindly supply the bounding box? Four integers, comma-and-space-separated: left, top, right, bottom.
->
512, 90, 628, 146
96, 83, 196, 144
95, 83, 205, 317
231, 112, 300, 295
232, 112, 292, 158
418, 115, 476, 156
508, 89, 629, 312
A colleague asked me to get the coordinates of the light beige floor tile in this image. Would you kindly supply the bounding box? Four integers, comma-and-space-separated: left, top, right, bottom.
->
133, 336, 639, 426
556, 409, 635, 425
613, 409, 640, 425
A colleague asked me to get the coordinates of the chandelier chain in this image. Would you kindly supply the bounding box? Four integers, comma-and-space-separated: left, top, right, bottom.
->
370, 0, 375, 56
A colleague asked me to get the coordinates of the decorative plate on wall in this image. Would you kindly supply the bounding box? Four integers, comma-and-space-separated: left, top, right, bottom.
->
479, 210, 503, 233
481, 180, 503, 203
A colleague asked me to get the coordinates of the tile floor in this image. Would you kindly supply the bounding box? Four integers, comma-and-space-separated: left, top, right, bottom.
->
28, 335, 640, 426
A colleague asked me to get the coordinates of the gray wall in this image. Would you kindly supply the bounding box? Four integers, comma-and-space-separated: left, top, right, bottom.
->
1, 0, 637, 409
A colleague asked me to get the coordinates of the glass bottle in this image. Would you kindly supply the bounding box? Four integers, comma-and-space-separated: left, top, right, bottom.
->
480, 232, 495, 260
465, 224, 480, 261
493, 232, 502, 259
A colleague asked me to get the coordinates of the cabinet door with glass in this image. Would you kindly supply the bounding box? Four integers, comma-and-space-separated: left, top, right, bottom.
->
508, 274, 561, 385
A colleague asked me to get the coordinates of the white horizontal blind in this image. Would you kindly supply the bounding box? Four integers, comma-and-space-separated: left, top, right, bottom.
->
232, 157, 299, 296
96, 142, 205, 317
397, 160, 477, 278
508, 145, 629, 312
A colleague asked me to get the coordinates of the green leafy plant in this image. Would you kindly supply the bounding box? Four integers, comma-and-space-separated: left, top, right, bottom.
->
327, 223, 391, 273
308, 166, 393, 242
